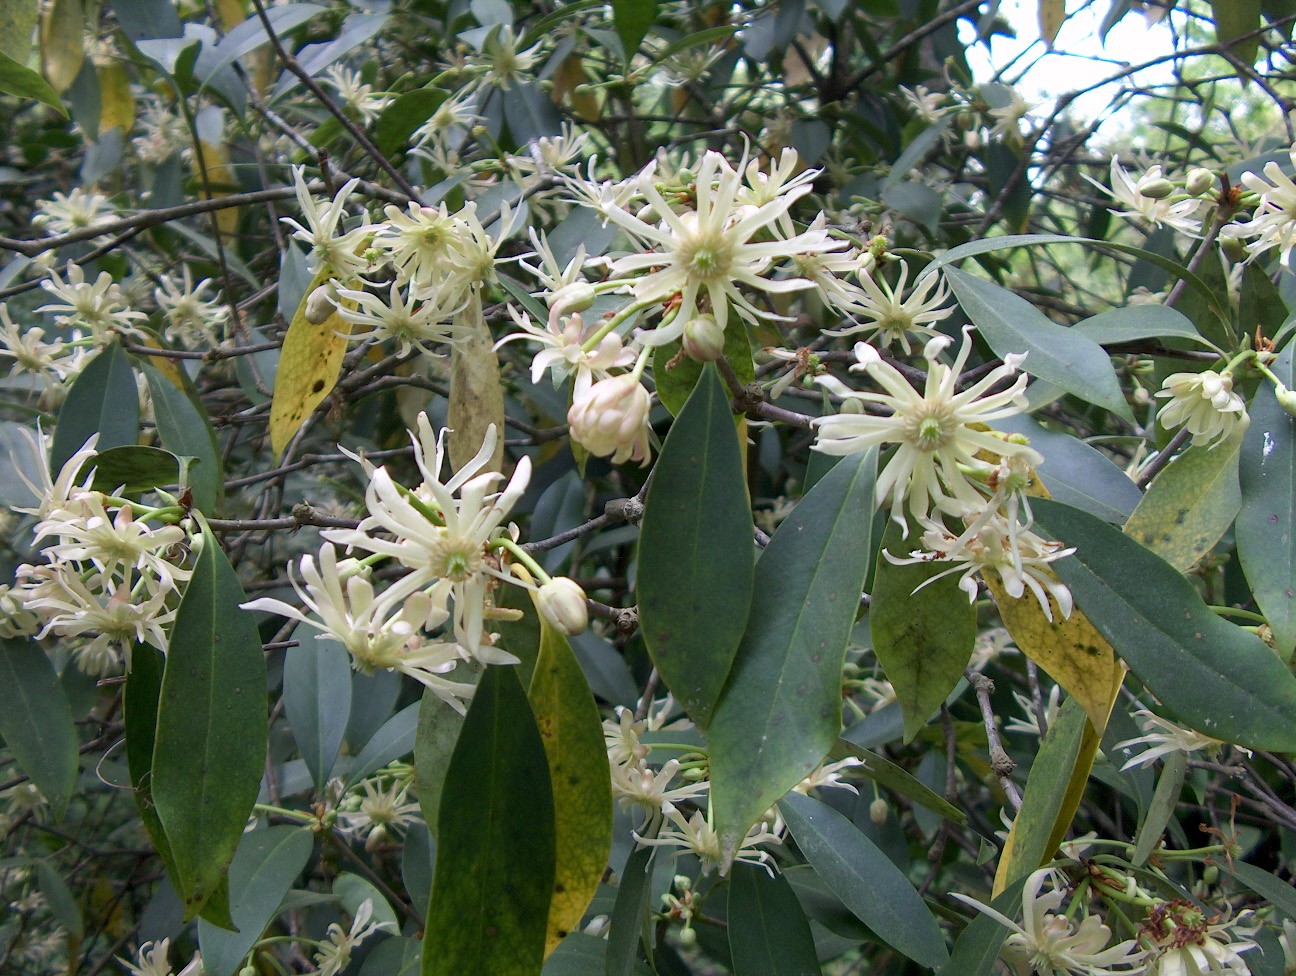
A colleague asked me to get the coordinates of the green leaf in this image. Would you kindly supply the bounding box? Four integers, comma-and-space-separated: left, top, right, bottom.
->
0, 48, 65, 114
153, 521, 268, 923
0, 637, 78, 820
638, 363, 754, 727
528, 615, 613, 956
604, 843, 656, 976
727, 862, 822, 976
1124, 441, 1241, 573
1229, 860, 1296, 919
994, 697, 1088, 890
825, 739, 966, 825
424, 665, 555, 976
870, 522, 976, 742
1032, 498, 1296, 752
778, 791, 948, 970
1131, 751, 1186, 867
937, 881, 1025, 976
52, 341, 140, 470
709, 448, 877, 869
945, 268, 1133, 422
124, 644, 178, 879
36, 861, 82, 939
198, 826, 314, 976
376, 86, 445, 155
80, 444, 180, 496
282, 640, 352, 793
1210, 0, 1261, 65
346, 701, 419, 788
415, 688, 465, 839
544, 932, 606, 974
653, 325, 754, 417
611, 0, 658, 60
141, 363, 223, 512
1238, 342, 1296, 658
1073, 305, 1214, 349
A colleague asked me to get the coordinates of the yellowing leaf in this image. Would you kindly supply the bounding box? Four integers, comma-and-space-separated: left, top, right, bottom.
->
195, 139, 239, 236
98, 60, 135, 135
1124, 440, 1241, 572
269, 269, 354, 457
40, 0, 83, 95
448, 306, 504, 472
0, 0, 39, 65
1038, 0, 1065, 47
215, 0, 246, 28
987, 575, 1123, 734
527, 609, 613, 957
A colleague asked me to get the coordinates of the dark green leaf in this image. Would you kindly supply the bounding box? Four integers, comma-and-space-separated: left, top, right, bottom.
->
376, 87, 445, 155
0, 48, 66, 114
604, 843, 656, 976
198, 826, 314, 976
424, 665, 554, 976
825, 739, 966, 825
709, 449, 877, 868
52, 342, 140, 470
611, 0, 658, 60
727, 862, 822, 976
415, 689, 465, 839
1132, 751, 1186, 867
141, 363, 222, 512
870, 522, 976, 742
1073, 305, 1212, 348
779, 791, 948, 970
653, 325, 754, 416
1210, 0, 1261, 65
153, 522, 268, 923
1033, 498, 1296, 751
1238, 342, 1296, 658
403, 823, 436, 919
937, 881, 1025, 976
81, 444, 180, 496
544, 932, 606, 975
346, 701, 419, 788
283, 640, 352, 793
996, 696, 1087, 889
1230, 860, 1296, 919
946, 268, 1133, 422
639, 364, 754, 727
0, 637, 78, 820
124, 644, 178, 879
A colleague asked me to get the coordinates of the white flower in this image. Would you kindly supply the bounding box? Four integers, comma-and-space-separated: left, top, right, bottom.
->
901, 84, 953, 123
0, 304, 65, 380
409, 89, 478, 155
634, 803, 780, 876
1097, 158, 1202, 236
1114, 710, 1230, 770
38, 264, 146, 342
334, 281, 471, 357
154, 268, 228, 347
793, 757, 864, 795
828, 260, 954, 354
312, 899, 393, 976
496, 306, 635, 396
13, 428, 99, 520
465, 24, 543, 92
1155, 370, 1248, 448
374, 201, 462, 289
35, 494, 191, 592
445, 200, 520, 297
887, 503, 1075, 621
604, 707, 651, 768
1223, 144, 1296, 265
338, 778, 421, 849
513, 122, 591, 176
812, 327, 1040, 525
567, 373, 653, 464
241, 544, 477, 712
323, 419, 530, 661
323, 64, 392, 124
1005, 684, 1063, 736
593, 150, 843, 347
536, 577, 589, 635
986, 87, 1037, 139
26, 570, 173, 674
0, 584, 40, 638
1144, 909, 1254, 976
133, 96, 190, 164
118, 938, 203, 976
33, 187, 117, 237
281, 166, 373, 282
612, 758, 709, 828
954, 868, 1147, 975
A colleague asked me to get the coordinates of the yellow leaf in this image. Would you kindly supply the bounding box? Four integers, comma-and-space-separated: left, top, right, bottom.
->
194, 139, 239, 236
98, 60, 134, 135
40, 0, 84, 95
527, 608, 613, 958
269, 270, 354, 457
1038, 0, 1065, 47
0, 0, 38, 65
131, 332, 187, 389
448, 306, 504, 472
215, 0, 246, 28
986, 577, 1123, 734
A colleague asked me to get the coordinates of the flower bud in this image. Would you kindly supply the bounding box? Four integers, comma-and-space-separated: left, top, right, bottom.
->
1138, 177, 1176, 199
1276, 385, 1296, 419
537, 577, 589, 635
567, 374, 653, 465
239, 967, 258, 976
678, 926, 698, 948
1185, 167, 1215, 196
681, 313, 725, 362
869, 797, 889, 824
304, 282, 338, 324
549, 281, 597, 318
1221, 234, 1247, 262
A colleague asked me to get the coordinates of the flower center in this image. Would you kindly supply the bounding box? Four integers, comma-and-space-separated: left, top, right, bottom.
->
903, 400, 957, 452
428, 536, 485, 581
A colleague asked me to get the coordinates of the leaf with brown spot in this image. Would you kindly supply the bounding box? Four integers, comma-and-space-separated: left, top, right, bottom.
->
269, 268, 354, 458
448, 304, 504, 473
1125, 441, 1241, 573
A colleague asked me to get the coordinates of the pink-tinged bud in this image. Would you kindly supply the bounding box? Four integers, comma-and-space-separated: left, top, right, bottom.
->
549, 281, 597, 321
567, 374, 652, 465
681, 313, 725, 362
537, 577, 589, 635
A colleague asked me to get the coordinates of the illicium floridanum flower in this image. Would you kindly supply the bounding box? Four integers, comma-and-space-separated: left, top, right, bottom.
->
1155, 370, 1248, 448
1114, 709, 1235, 771
281, 166, 373, 282
812, 327, 1041, 527
1222, 144, 1296, 264
634, 803, 780, 877
33, 187, 118, 237
1096, 158, 1202, 236
338, 776, 422, 850
611, 758, 710, 830
954, 868, 1147, 975
826, 259, 954, 355
496, 306, 636, 397
154, 268, 228, 348
118, 938, 203, 976
1141, 902, 1255, 976
566, 372, 653, 464
334, 280, 471, 358
312, 899, 393, 976
38, 263, 147, 343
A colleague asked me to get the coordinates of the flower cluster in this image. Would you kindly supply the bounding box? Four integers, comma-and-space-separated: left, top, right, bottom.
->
4, 433, 192, 675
